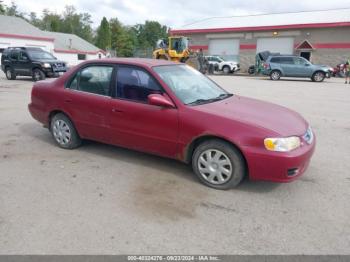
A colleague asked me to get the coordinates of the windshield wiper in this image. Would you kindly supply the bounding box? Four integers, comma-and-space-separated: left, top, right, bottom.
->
187, 93, 233, 105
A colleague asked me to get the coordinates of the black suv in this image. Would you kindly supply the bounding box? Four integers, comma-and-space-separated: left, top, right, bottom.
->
1, 47, 67, 81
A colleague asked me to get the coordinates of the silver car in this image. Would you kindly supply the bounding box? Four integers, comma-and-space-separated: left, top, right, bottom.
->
262, 55, 330, 82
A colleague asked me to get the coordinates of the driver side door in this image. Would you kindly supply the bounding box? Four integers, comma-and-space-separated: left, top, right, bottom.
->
109, 65, 179, 158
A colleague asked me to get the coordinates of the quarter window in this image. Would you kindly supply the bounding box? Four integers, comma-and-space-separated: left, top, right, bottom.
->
116, 66, 162, 103
68, 66, 113, 96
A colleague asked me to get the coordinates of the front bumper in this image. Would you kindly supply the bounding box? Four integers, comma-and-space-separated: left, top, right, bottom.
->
42, 67, 67, 77
242, 135, 316, 182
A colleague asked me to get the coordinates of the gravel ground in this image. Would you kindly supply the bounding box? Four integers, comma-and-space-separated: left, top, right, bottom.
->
0, 72, 349, 254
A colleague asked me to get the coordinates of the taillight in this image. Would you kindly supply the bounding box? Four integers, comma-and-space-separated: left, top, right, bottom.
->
263, 62, 270, 69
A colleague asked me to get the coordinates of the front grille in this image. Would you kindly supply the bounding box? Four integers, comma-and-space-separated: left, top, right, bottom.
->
287, 168, 299, 177
53, 63, 65, 68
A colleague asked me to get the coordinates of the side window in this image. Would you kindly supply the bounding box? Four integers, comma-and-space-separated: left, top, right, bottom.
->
68, 73, 79, 90
68, 66, 113, 96
19, 52, 29, 61
10, 51, 19, 61
279, 57, 293, 64
270, 57, 280, 63
116, 66, 162, 103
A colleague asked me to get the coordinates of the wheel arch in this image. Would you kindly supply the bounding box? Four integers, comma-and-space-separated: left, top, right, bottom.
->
184, 135, 249, 175
270, 68, 283, 76
48, 110, 80, 137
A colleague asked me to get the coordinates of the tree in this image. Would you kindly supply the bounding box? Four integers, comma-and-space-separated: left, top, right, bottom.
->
60, 5, 93, 42
40, 9, 62, 32
134, 21, 168, 49
5, 1, 24, 17
109, 18, 135, 57
0, 1, 5, 14
95, 17, 111, 50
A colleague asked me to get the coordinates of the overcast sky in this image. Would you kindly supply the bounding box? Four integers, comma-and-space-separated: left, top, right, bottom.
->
4, 0, 350, 28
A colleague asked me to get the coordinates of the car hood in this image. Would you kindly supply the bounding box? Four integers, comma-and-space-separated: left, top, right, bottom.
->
192, 95, 308, 137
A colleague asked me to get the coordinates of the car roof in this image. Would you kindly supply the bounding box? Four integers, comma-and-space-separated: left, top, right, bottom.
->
84, 58, 179, 68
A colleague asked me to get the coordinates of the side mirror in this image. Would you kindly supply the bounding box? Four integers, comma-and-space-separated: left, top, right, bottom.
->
305, 63, 310, 66
148, 94, 175, 108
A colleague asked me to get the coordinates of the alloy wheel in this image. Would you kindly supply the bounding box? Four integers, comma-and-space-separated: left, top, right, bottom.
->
52, 119, 71, 145
197, 149, 233, 185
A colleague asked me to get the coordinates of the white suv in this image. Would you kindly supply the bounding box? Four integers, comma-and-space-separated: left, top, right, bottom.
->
206, 56, 240, 74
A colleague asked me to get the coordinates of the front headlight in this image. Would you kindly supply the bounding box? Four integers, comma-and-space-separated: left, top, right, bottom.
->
264, 136, 301, 152
42, 63, 51, 68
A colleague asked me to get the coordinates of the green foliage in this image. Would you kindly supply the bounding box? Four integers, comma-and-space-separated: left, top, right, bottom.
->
109, 18, 135, 57
4, 1, 24, 17
96, 17, 111, 50
0, 2, 169, 56
0, 1, 5, 14
134, 21, 169, 49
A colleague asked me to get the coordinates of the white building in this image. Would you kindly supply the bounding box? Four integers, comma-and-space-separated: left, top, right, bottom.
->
0, 15, 105, 67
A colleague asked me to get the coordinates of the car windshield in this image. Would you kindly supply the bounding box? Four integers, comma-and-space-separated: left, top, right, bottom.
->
28, 51, 55, 60
217, 56, 225, 62
153, 65, 232, 105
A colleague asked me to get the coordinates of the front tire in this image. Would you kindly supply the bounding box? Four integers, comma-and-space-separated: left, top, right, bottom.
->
192, 139, 246, 190
312, 71, 325, 82
32, 68, 46, 82
270, 70, 281, 80
50, 113, 81, 149
222, 66, 231, 75
5, 67, 16, 80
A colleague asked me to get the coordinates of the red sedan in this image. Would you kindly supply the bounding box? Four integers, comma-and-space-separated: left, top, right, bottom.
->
28, 58, 315, 189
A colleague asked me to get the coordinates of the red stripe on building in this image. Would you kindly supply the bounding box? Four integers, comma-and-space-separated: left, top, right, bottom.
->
171, 22, 350, 35
189, 45, 208, 50
313, 43, 350, 49
0, 33, 54, 42
240, 44, 256, 50
54, 49, 104, 55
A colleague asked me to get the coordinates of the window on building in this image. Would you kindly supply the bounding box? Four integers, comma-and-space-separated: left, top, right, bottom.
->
78, 54, 86, 60
116, 66, 162, 103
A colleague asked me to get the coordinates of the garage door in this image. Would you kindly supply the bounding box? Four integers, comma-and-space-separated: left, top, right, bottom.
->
256, 38, 294, 55
209, 39, 239, 60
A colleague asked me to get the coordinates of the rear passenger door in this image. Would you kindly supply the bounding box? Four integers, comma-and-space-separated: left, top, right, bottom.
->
279, 57, 294, 76
63, 65, 115, 143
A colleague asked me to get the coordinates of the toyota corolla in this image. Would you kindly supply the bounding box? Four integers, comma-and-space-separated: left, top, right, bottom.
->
28, 58, 316, 189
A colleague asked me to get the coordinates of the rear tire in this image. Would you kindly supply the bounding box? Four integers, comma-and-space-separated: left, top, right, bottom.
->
50, 113, 81, 149
5, 67, 16, 80
192, 139, 246, 190
32, 68, 46, 82
270, 70, 281, 80
311, 71, 325, 82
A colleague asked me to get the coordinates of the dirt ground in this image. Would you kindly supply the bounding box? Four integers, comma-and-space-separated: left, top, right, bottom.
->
0, 72, 349, 254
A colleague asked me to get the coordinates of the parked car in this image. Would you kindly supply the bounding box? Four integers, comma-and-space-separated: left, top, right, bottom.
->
262, 55, 330, 82
28, 58, 315, 190
205, 55, 240, 74
1, 47, 67, 81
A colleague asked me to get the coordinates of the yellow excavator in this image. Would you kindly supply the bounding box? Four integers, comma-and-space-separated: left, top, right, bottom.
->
153, 36, 193, 65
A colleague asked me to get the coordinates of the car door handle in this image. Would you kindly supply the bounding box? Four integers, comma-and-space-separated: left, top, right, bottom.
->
112, 108, 123, 113
64, 99, 72, 103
